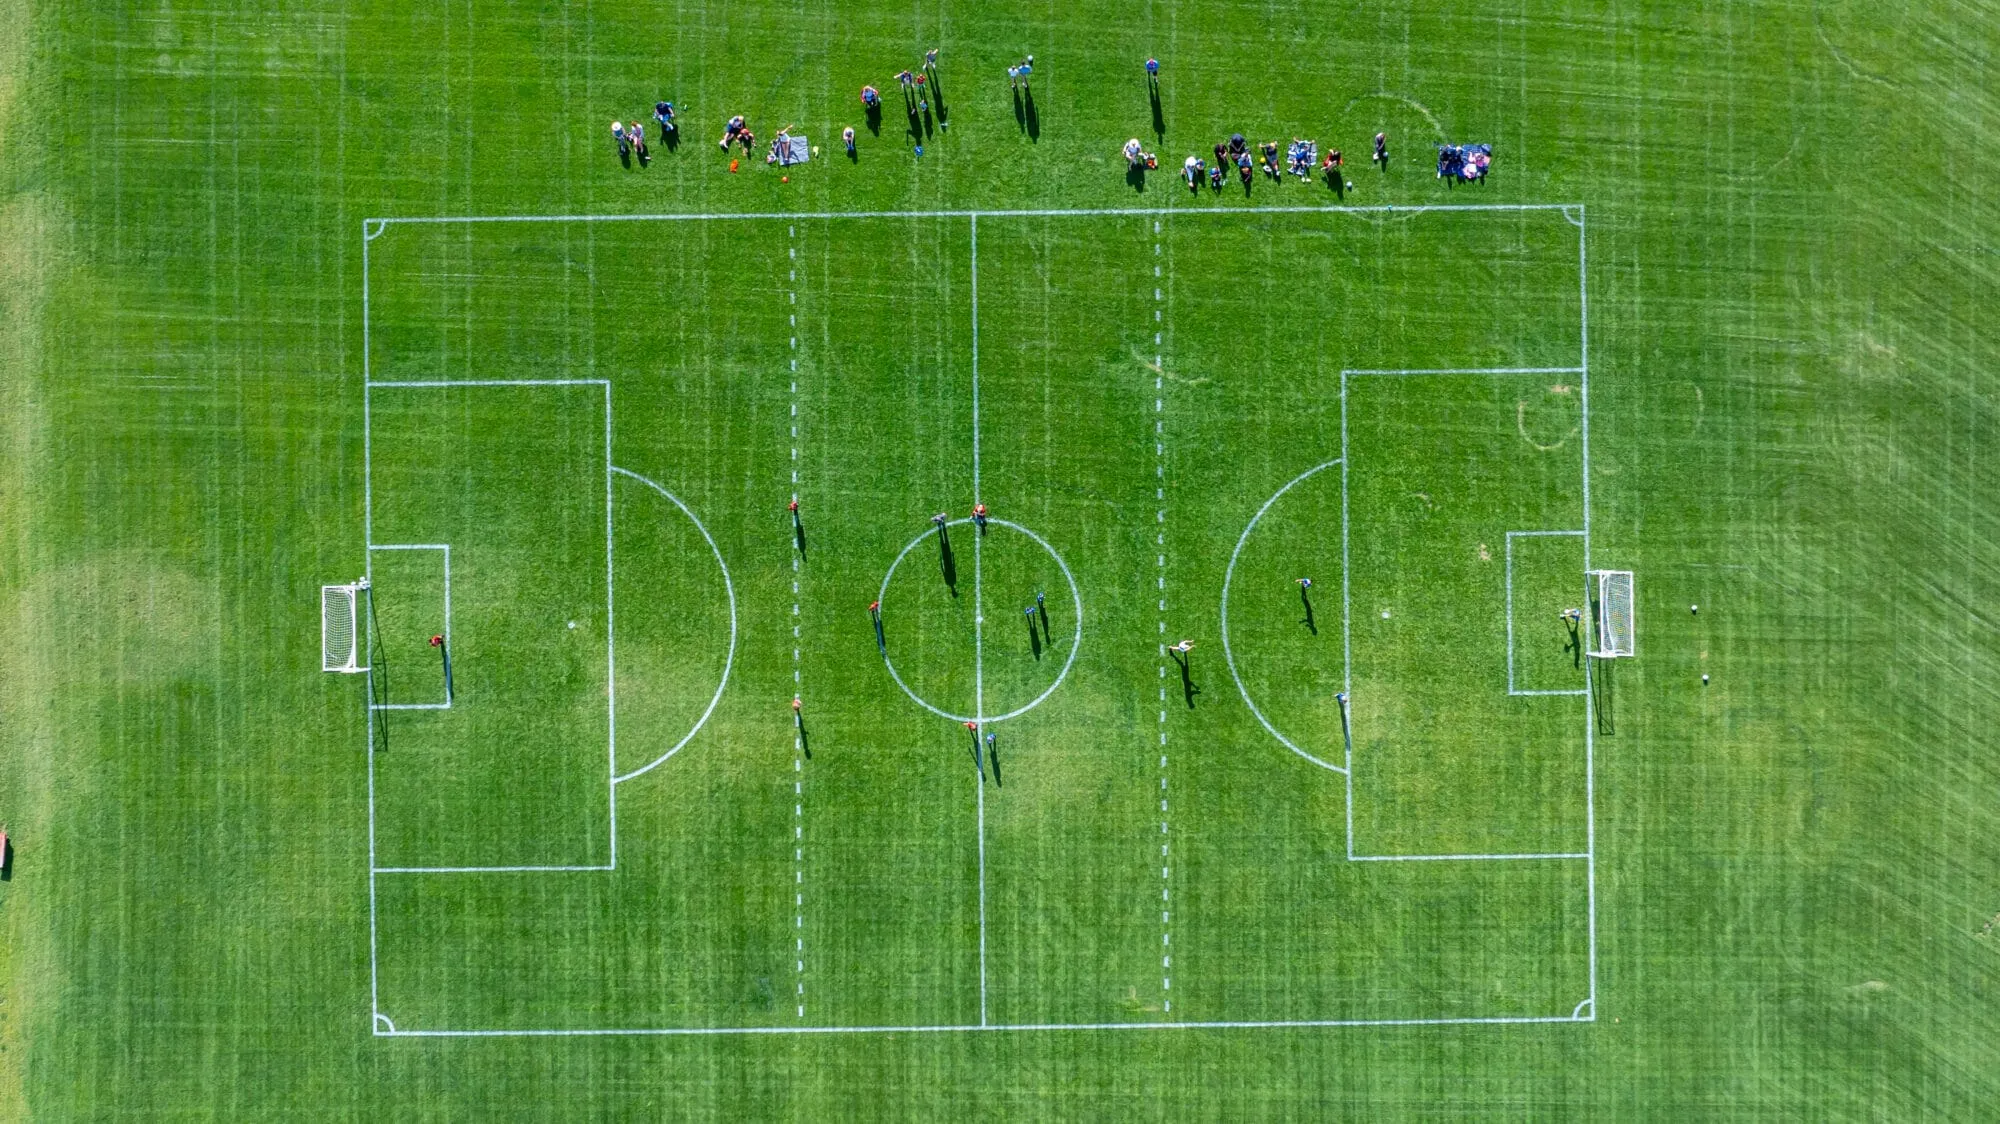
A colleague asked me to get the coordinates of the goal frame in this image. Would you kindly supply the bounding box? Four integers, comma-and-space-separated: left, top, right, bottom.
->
1586, 569, 1634, 658
323, 579, 370, 673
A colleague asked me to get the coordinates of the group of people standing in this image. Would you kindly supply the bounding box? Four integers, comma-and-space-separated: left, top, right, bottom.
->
609, 54, 1482, 194
1179, 131, 1389, 193
609, 101, 678, 165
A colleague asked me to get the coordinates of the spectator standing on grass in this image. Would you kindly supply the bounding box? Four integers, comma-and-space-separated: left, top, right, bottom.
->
720, 115, 745, 150
1183, 155, 1202, 192
629, 120, 647, 161
611, 120, 629, 156
924, 48, 939, 74
862, 85, 881, 109
843, 126, 856, 156
1146, 57, 1160, 78
1373, 131, 1388, 166
654, 101, 676, 135
1017, 55, 1033, 88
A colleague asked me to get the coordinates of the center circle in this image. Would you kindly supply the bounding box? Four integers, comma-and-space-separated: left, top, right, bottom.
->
876, 517, 1083, 725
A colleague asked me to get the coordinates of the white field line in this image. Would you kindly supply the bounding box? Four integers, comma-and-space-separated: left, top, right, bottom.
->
603, 382, 617, 867
1504, 530, 1585, 697
1151, 216, 1174, 1014
1341, 367, 1583, 377
366, 656, 380, 1023
1584, 203, 1600, 1016
1348, 852, 1588, 863
367, 203, 1582, 226
969, 213, 987, 1028
376, 864, 614, 874
788, 222, 807, 1021
605, 468, 737, 784
375, 1013, 1593, 1037
366, 379, 609, 388
1219, 460, 1349, 775
975, 737, 988, 1027
361, 225, 377, 1022
1341, 373, 1354, 854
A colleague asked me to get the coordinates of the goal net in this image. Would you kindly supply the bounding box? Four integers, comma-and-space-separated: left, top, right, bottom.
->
322, 580, 369, 673
1589, 570, 1635, 658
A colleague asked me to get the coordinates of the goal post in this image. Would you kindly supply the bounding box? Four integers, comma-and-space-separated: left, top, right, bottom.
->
322, 578, 370, 673
1587, 570, 1634, 658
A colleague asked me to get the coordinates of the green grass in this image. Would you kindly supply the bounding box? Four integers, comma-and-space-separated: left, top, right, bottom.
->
6, 0, 2000, 1116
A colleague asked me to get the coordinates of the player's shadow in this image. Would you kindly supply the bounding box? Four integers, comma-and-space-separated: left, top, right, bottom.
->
1148, 80, 1164, 140
365, 593, 392, 753
1027, 613, 1043, 659
938, 529, 958, 596
865, 102, 882, 136
1127, 163, 1146, 193
1300, 589, 1317, 635
793, 517, 807, 558
1024, 89, 1040, 142
662, 127, 679, 153
796, 716, 813, 760
1, 836, 14, 881
929, 74, 949, 124
989, 739, 1002, 786
1589, 657, 1616, 735
1171, 651, 1199, 707
1563, 617, 1583, 668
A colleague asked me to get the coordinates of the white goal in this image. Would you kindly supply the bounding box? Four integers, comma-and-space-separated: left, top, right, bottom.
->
1588, 570, 1635, 658
322, 579, 370, 673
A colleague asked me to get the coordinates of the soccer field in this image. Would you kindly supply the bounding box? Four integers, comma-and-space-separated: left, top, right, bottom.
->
5, 0, 2000, 1116
357, 205, 1592, 1035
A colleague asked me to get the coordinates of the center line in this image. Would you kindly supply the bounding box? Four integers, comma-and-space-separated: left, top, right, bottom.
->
969, 213, 989, 1028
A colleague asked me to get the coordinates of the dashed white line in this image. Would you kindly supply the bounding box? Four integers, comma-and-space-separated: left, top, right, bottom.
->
787, 222, 807, 1021
1151, 217, 1174, 1014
